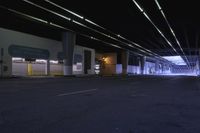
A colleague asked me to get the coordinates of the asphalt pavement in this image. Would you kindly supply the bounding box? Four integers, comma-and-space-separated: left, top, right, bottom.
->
0, 75, 200, 133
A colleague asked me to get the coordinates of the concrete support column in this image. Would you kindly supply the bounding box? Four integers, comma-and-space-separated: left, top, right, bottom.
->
62, 32, 76, 76
0, 48, 3, 77
170, 65, 172, 73
161, 63, 165, 73
45, 60, 50, 76
121, 50, 129, 75
155, 60, 159, 74
197, 59, 200, 75
140, 56, 146, 75
0, 62, 2, 77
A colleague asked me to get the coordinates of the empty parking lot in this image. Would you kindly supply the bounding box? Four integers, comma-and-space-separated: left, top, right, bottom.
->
0, 75, 200, 133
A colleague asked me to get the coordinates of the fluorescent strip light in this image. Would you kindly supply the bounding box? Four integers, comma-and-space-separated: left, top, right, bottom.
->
132, 0, 179, 54
0, 6, 124, 51
155, 0, 162, 10
42, 0, 160, 57
154, 0, 190, 68
23, 0, 71, 21
84, 19, 106, 30
45, 0, 106, 30
44, 0, 84, 19
7, 8, 48, 24
22, 0, 161, 57
49, 22, 67, 30
132, 0, 144, 12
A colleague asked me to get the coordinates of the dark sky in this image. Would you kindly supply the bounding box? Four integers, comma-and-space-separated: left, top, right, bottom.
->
0, 0, 199, 55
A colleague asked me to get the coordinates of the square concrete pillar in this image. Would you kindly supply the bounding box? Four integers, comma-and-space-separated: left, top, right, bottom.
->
155, 60, 159, 74
121, 50, 129, 75
140, 56, 146, 75
45, 59, 50, 76
62, 32, 76, 76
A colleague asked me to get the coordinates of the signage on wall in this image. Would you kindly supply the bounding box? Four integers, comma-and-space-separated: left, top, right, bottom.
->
8, 45, 50, 59
76, 63, 82, 71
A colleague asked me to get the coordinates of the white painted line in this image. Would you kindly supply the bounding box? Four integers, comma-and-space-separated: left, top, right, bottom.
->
57, 89, 98, 97
129, 82, 142, 85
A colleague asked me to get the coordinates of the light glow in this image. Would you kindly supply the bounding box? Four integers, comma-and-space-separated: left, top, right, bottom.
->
50, 60, 59, 64
49, 22, 68, 30
85, 19, 106, 30
132, 0, 144, 12
155, 0, 162, 10
163, 56, 186, 65
36, 59, 46, 63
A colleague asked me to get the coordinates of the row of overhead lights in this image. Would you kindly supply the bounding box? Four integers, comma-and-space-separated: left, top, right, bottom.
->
0, 1, 169, 62
132, 0, 178, 54
132, 0, 190, 67
154, 0, 191, 69
0, 5, 122, 50
44, 0, 157, 54
44, 0, 106, 30
22, 0, 166, 59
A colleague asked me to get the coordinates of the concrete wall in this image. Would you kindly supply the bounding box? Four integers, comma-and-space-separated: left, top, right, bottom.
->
0, 28, 95, 76
0, 28, 61, 76
12, 62, 28, 76
96, 53, 142, 75
144, 61, 156, 75
12, 62, 63, 76
127, 65, 140, 74
116, 65, 140, 74
73, 46, 95, 75
116, 64, 122, 74
50, 64, 63, 75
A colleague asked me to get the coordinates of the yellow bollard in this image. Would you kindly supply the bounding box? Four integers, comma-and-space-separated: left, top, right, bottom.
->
27, 63, 33, 76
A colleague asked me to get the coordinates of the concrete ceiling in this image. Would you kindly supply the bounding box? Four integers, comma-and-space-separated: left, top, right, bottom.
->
0, 0, 199, 57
